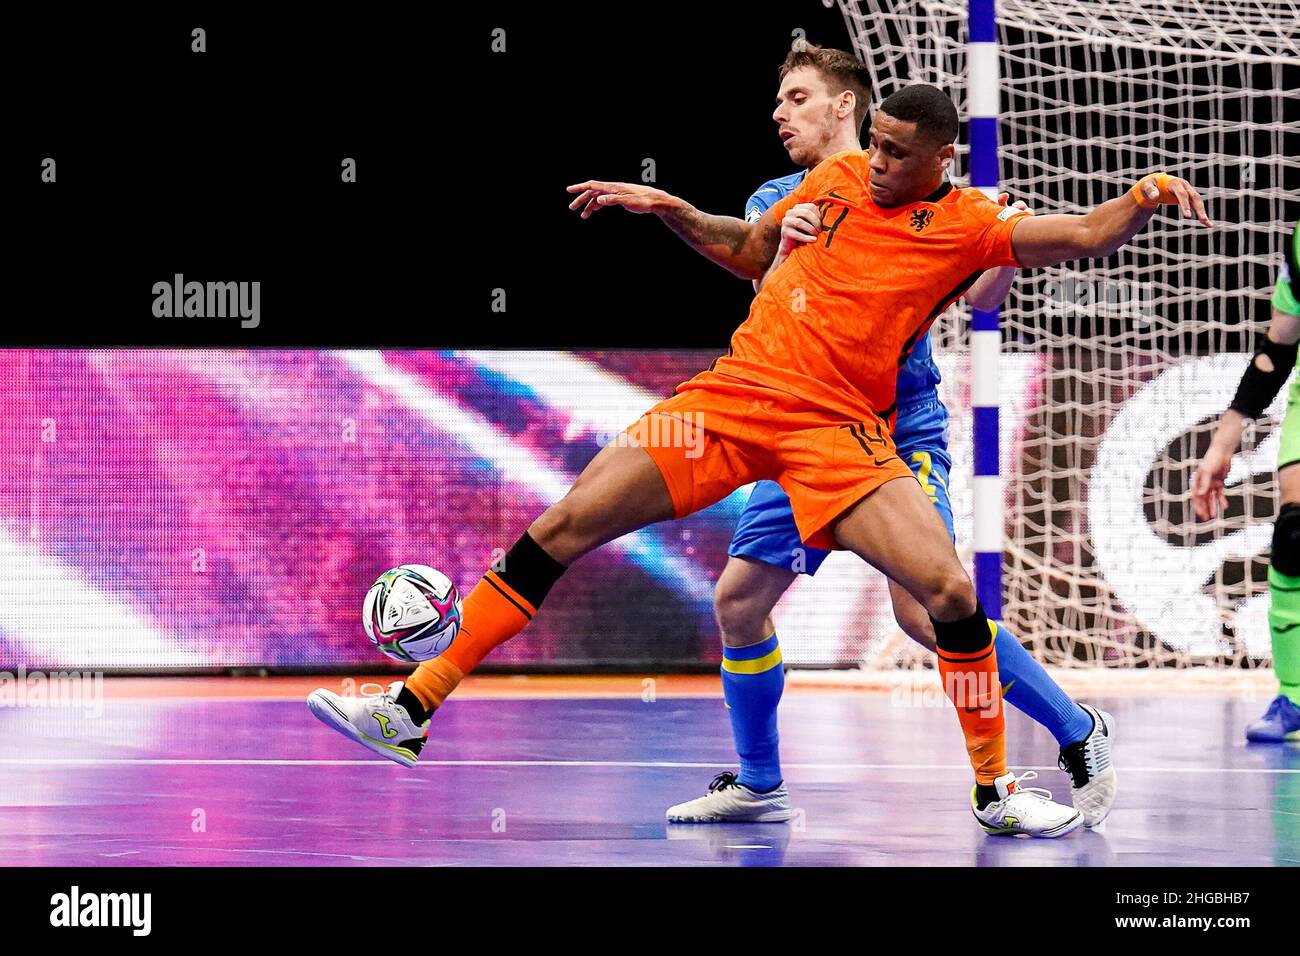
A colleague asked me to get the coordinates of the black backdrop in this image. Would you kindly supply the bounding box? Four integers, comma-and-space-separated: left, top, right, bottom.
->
9, 2, 854, 350
11, 4, 1293, 351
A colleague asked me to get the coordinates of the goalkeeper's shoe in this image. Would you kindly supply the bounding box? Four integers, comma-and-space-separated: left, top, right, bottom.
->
1245, 695, 1300, 743
307, 680, 429, 768
972, 771, 1083, 838
1057, 703, 1118, 827
666, 771, 792, 823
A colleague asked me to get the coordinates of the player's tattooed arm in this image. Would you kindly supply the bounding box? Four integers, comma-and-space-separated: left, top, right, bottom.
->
658, 202, 782, 280
1010, 175, 1211, 269
566, 180, 781, 280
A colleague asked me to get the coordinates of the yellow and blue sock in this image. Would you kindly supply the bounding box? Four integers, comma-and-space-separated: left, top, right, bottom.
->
721, 633, 784, 793
993, 622, 1093, 747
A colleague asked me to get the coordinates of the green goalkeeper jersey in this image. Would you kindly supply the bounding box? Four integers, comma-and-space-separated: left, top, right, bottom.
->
1275, 222, 1300, 469
1276, 220, 1300, 323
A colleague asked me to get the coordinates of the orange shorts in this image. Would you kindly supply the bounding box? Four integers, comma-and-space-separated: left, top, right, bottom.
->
623, 373, 914, 551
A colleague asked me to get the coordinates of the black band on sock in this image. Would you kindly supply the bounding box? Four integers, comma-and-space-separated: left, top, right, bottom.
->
930, 600, 991, 655
395, 685, 430, 724
493, 530, 567, 610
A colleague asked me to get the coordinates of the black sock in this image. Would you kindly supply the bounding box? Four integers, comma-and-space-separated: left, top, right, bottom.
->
390, 531, 565, 728
936, 602, 998, 809
494, 529, 568, 610
975, 782, 1000, 810
395, 685, 430, 725
930, 600, 991, 654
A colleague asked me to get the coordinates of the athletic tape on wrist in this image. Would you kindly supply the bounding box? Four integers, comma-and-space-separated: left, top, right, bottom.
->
1131, 172, 1173, 209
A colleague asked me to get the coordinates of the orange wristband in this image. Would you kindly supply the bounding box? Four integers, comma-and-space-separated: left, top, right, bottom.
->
1131, 172, 1173, 208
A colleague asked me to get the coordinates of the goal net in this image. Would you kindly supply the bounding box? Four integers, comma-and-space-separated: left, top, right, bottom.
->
832, 0, 1300, 669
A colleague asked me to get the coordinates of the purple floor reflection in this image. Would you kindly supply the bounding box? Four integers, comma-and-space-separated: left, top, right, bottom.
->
0, 691, 1296, 865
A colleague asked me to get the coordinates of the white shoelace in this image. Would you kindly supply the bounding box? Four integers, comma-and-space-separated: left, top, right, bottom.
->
1004, 770, 1056, 805
358, 681, 397, 703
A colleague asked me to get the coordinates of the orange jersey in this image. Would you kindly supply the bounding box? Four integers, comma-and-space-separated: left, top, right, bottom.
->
690, 149, 1027, 421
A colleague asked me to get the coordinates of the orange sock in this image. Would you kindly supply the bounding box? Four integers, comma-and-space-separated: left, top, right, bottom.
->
405, 655, 465, 713
936, 619, 1006, 785
406, 570, 537, 712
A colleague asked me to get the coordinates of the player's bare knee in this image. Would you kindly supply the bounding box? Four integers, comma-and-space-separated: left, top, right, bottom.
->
923, 571, 976, 622
714, 587, 770, 647
526, 505, 569, 556
713, 589, 759, 640
528, 500, 592, 561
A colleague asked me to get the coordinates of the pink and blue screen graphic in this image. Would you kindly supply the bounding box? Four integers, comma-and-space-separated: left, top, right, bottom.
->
0, 349, 760, 671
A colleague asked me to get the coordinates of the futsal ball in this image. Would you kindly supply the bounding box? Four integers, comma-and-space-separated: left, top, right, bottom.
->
363, 565, 462, 664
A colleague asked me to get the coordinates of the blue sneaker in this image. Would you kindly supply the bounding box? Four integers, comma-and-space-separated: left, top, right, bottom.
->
1244, 695, 1300, 743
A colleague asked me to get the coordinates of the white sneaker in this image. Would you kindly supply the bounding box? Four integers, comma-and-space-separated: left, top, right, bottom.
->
666, 772, 793, 823
1058, 703, 1117, 827
972, 770, 1083, 838
307, 680, 429, 768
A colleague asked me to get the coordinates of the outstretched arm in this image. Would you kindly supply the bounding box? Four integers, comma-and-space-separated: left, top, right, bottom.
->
1010, 174, 1212, 269
567, 180, 783, 280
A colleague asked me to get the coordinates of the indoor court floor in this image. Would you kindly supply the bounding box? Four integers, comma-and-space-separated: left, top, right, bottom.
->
1, 675, 1296, 866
